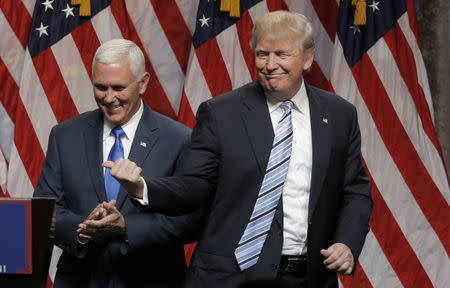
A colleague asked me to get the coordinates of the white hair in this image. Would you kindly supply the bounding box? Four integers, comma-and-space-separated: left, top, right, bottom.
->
92, 39, 145, 80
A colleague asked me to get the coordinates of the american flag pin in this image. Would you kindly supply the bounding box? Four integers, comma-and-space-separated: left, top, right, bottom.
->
140, 141, 147, 147
323, 118, 328, 124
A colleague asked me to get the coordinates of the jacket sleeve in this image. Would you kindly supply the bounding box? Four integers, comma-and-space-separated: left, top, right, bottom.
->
144, 101, 219, 214
125, 119, 206, 252
33, 126, 87, 258
124, 208, 203, 251
333, 106, 373, 267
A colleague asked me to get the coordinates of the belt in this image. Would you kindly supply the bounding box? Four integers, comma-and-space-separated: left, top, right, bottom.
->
279, 255, 307, 275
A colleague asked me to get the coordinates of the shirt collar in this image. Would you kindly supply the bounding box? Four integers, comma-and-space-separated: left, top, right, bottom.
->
103, 99, 144, 141
266, 79, 308, 114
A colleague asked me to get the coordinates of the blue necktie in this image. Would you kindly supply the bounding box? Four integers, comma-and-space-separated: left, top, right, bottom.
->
235, 100, 294, 270
104, 126, 125, 202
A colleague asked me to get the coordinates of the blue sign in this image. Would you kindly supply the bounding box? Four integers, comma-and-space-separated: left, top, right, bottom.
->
0, 199, 32, 274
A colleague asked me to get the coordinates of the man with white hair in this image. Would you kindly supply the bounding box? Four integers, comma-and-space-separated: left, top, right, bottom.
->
34, 39, 201, 288
110, 11, 372, 288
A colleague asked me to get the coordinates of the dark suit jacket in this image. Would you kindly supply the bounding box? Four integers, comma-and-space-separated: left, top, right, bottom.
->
145, 81, 373, 288
34, 101, 201, 288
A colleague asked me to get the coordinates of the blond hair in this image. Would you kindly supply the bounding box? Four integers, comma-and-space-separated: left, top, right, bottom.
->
251, 11, 315, 56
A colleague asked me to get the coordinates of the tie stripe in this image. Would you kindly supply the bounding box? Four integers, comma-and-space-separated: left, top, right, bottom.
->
235, 101, 293, 270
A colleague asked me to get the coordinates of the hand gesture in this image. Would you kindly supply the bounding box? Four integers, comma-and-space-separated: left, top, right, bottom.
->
103, 158, 144, 199
320, 243, 354, 275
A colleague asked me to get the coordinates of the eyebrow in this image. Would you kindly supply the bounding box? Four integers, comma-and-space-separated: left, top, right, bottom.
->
255, 48, 294, 54
93, 83, 129, 90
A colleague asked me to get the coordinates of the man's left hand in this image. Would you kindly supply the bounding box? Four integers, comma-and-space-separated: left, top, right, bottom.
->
77, 200, 126, 242
320, 243, 354, 275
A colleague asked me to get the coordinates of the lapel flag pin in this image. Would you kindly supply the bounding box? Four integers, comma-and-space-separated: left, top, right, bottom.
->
140, 141, 147, 147
323, 118, 328, 124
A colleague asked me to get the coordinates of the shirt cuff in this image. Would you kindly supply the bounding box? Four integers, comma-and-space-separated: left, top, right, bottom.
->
129, 176, 149, 206
77, 234, 90, 245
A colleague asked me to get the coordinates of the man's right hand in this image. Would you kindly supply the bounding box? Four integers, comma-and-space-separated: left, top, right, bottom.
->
77, 201, 110, 242
77, 200, 127, 242
86, 202, 108, 221
103, 158, 144, 199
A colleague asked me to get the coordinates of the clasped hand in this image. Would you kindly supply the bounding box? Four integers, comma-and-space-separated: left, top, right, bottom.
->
77, 200, 126, 242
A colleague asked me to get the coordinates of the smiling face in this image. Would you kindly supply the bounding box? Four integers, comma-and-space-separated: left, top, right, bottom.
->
255, 34, 314, 101
93, 57, 149, 126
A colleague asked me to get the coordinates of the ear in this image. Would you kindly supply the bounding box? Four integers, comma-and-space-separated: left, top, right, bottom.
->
303, 52, 314, 71
138, 72, 150, 94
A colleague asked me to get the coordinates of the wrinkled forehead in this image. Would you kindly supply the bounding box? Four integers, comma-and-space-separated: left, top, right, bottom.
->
92, 59, 135, 84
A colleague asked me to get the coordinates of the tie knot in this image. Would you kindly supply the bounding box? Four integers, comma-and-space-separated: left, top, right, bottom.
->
280, 100, 293, 112
111, 126, 125, 139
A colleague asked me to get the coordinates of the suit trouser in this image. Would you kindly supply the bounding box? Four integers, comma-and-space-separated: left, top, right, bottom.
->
238, 264, 307, 288
276, 255, 308, 288
276, 269, 307, 288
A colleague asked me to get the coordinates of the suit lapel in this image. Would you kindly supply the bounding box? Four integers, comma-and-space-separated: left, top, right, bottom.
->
306, 84, 331, 220
240, 82, 274, 176
240, 82, 284, 227
115, 103, 159, 209
84, 111, 107, 203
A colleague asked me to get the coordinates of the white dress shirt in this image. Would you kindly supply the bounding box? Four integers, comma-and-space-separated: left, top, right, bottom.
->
266, 80, 312, 255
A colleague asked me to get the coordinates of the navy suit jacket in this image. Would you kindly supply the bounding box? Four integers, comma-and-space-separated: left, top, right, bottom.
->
34, 101, 201, 288
145, 81, 372, 288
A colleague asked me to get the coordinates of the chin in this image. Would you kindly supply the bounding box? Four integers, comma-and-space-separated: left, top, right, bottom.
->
267, 90, 292, 101
262, 84, 278, 93
105, 115, 125, 125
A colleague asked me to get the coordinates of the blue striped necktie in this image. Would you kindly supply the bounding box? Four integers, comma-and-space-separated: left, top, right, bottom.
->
235, 100, 294, 271
104, 126, 125, 202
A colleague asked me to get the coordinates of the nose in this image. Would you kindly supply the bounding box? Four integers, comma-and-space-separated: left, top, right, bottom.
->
265, 54, 277, 71
104, 88, 117, 103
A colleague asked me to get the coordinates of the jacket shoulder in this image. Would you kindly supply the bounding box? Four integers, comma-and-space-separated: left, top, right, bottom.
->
210, 81, 260, 104
307, 84, 355, 111
52, 110, 100, 134
147, 109, 191, 139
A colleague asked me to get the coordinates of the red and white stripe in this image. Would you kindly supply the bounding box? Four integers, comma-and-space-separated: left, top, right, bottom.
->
1, 1, 448, 287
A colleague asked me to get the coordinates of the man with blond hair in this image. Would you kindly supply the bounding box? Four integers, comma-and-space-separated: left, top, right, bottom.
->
109, 11, 372, 288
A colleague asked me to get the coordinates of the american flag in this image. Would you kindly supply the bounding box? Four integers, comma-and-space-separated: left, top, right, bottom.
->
0, 0, 448, 287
